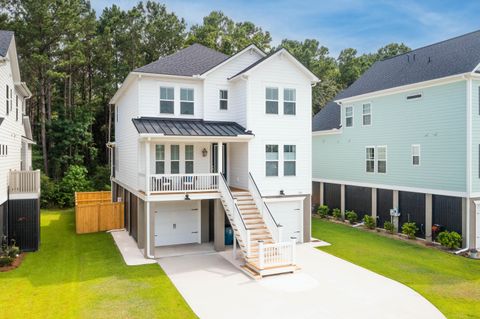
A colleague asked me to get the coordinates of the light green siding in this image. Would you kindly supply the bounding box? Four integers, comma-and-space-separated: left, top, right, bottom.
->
313, 80, 467, 193
471, 80, 480, 193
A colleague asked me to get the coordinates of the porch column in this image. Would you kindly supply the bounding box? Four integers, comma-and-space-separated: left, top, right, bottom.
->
319, 182, 324, 206
214, 199, 225, 251
217, 141, 223, 175
425, 194, 433, 242
145, 140, 150, 195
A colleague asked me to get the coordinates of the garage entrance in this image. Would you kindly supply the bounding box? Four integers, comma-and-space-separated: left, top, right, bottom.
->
267, 199, 303, 243
154, 201, 201, 246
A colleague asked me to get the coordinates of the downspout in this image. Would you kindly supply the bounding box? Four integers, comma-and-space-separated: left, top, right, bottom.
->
465, 75, 472, 248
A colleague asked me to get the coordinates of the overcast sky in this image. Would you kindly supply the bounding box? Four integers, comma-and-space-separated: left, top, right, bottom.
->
90, 0, 480, 56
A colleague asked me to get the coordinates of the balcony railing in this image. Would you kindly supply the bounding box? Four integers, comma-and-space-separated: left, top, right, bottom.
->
148, 173, 220, 193
8, 170, 41, 194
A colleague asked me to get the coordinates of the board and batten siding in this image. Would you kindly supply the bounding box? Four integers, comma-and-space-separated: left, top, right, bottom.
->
313, 80, 467, 194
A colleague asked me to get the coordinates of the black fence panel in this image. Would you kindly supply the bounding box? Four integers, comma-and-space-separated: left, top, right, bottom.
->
399, 191, 426, 238
0, 202, 5, 239
323, 183, 341, 210
345, 185, 371, 220
377, 189, 393, 228
8, 199, 40, 251
312, 182, 320, 209
432, 195, 462, 235
130, 194, 138, 241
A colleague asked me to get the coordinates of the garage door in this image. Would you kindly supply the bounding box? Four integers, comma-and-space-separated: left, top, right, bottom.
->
155, 201, 200, 246
267, 200, 303, 243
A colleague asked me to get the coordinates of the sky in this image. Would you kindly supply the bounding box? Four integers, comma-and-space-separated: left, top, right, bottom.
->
90, 0, 480, 56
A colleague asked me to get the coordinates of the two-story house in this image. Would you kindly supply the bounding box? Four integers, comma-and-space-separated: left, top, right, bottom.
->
0, 30, 40, 251
110, 43, 318, 276
312, 30, 480, 251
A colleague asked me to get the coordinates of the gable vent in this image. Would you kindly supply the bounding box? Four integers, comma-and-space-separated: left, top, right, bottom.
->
406, 93, 422, 100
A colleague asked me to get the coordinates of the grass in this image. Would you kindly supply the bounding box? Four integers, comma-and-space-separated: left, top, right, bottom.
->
0, 209, 196, 319
312, 218, 480, 319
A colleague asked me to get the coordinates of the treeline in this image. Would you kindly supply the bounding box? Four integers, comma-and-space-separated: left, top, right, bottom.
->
0, 1, 410, 199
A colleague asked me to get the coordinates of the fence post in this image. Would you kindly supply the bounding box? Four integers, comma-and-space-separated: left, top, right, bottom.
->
291, 237, 296, 265
258, 241, 264, 269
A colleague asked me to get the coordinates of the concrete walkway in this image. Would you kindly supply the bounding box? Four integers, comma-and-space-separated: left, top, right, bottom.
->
110, 230, 156, 266
158, 244, 445, 319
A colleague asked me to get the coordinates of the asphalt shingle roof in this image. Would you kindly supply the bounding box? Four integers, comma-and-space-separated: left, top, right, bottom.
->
0, 30, 13, 57
132, 117, 252, 137
336, 30, 480, 100
312, 101, 341, 132
134, 43, 229, 76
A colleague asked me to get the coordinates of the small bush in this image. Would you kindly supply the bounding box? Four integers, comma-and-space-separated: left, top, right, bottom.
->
317, 205, 329, 218
332, 208, 342, 220
363, 215, 376, 229
345, 210, 358, 224
401, 222, 418, 239
0, 256, 14, 267
437, 231, 462, 250
384, 221, 395, 234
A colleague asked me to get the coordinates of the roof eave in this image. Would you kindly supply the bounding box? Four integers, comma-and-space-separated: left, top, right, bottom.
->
312, 128, 342, 136
138, 134, 254, 141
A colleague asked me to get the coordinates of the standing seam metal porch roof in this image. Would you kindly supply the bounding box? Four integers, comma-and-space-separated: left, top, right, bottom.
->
132, 117, 253, 137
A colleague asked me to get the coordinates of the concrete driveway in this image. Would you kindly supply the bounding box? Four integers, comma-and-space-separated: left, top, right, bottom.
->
158, 244, 445, 319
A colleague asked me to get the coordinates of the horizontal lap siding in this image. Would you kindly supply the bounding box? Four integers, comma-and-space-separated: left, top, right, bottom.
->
399, 191, 426, 238
324, 183, 341, 210
377, 189, 393, 227
432, 195, 462, 235
345, 185, 371, 220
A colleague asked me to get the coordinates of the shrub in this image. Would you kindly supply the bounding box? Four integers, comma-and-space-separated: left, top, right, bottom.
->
56, 165, 92, 207
363, 215, 376, 229
0, 256, 14, 267
91, 164, 111, 191
40, 173, 58, 209
345, 210, 358, 224
384, 221, 395, 234
437, 231, 462, 250
401, 222, 418, 239
317, 205, 329, 218
332, 208, 342, 220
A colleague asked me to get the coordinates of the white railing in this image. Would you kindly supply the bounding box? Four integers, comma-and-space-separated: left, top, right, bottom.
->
248, 172, 282, 242
149, 173, 219, 193
8, 170, 41, 194
258, 239, 296, 269
218, 174, 251, 258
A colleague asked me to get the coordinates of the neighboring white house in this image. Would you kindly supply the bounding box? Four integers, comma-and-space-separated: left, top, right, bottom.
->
110, 43, 318, 277
0, 30, 40, 251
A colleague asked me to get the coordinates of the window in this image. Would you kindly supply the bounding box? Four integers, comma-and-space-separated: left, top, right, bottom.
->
170, 145, 180, 173
284, 145, 296, 176
219, 89, 228, 110
6, 85, 8, 115
116, 105, 118, 122
345, 106, 353, 127
0, 145, 7, 156
265, 145, 279, 176
366, 147, 375, 173
284, 88, 296, 115
160, 87, 174, 114
265, 87, 278, 114
180, 88, 194, 115
185, 145, 194, 174
377, 146, 387, 173
412, 145, 420, 166
362, 103, 371, 126
155, 145, 165, 174
15, 95, 18, 121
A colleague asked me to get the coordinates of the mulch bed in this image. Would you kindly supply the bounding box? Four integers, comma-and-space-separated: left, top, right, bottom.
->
0, 253, 26, 272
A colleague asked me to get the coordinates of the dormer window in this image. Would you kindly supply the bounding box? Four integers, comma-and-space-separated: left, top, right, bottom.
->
160, 87, 174, 114
180, 88, 194, 115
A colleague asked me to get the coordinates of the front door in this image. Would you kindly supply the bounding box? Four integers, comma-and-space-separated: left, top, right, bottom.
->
211, 143, 227, 180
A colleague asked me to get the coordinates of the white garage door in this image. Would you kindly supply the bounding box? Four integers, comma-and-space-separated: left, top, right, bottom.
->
155, 201, 200, 246
267, 200, 303, 243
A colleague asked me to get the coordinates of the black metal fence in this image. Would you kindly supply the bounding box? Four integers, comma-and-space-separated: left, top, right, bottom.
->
345, 185, 372, 220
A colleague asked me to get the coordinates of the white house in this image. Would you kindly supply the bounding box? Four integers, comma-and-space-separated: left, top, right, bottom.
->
110, 43, 318, 277
0, 30, 40, 251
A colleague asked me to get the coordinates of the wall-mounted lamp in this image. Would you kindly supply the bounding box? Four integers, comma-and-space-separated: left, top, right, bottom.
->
280, 190, 285, 196
202, 148, 208, 157
185, 194, 190, 200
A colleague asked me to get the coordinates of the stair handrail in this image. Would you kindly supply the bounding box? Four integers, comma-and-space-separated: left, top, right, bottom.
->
248, 172, 282, 243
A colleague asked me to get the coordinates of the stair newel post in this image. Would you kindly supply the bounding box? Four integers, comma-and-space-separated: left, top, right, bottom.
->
258, 240, 264, 269
277, 225, 283, 243
246, 229, 251, 258
291, 237, 296, 265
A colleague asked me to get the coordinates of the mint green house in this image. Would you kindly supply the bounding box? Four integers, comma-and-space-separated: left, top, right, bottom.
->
312, 31, 480, 250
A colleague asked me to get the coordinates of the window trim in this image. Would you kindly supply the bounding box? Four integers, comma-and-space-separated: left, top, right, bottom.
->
412, 144, 421, 167
265, 144, 279, 177
265, 87, 279, 115
185, 144, 194, 174
283, 88, 296, 115
180, 87, 195, 115
170, 144, 180, 174
160, 86, 175, 114
365, 146, 375, 173
283, 144, 296, 176
362, 103, 372, 126
345, 105, 353, 127
377, 145, 387, 174
155, 144, 165, 174
219, 89, 228, 110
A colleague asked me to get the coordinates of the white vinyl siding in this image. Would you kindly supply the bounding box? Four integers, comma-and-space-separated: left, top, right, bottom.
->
366, 147, 374, 173
180, 88, 194, 115
160, 86, 174, 114
266, 144, 279, 176
284, 88, 296, 115
377, 146, 387, 174
265, 87, 279, 114
362, 103, 371, 126
412, 144, 420, 166
283, 145, 296, 176
345, 106, 353, 127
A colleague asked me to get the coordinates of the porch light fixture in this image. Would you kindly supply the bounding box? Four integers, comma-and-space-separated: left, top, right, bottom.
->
185, 194, 190, 200
202, 148, 208, 157
280, 190, 285, 196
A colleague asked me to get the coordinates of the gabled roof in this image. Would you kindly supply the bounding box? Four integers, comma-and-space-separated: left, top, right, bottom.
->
312, 101, 341, 132
132, 117, 253, 137
336, 30, 480, 100
0, 30, 13, 57
134, 43, 229, 76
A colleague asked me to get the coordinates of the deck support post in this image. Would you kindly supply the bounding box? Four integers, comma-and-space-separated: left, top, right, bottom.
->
319, 182, 324, 206
371, 188, 377, 224
425, 194, 433, 242
214, 199, 225, 252
340, 184, 345, 219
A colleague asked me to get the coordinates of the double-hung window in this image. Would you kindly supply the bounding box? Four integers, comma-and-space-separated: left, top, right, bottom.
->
377, 146, 387, 173
155, 145, 165, 174
284, 145, 296, 176
219, 89, 228, 110
284, 88, 296, 115
362, 103, 371, 126
180, 88, 194, 115
265, 87, 278, 114
366, 147, 375, 173
345, 106, 353, 127
265, 145, 279, 176
6, 85, 9, 115
160, 87, 174, 114
15, 95, 18, 121
412, 145, 420, 166
185, 145, 194, 174
170, 145, 180, 174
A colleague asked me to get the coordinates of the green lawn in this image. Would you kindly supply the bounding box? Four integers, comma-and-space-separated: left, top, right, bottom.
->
312, 218, 480, 319
0, 209, 196, 319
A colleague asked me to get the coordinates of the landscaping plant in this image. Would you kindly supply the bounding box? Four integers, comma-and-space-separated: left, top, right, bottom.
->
332, 208, 342, 220
317, 205, 330, 218
384, 221, 395, 234
363, 215, 376, 229
437, 231, 462, 250
401, 222, 418, 239
345, 210, 358, 224
0, 237, 19, 267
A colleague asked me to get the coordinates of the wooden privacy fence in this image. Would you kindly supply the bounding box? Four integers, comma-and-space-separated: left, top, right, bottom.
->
75, 191, 124, 234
